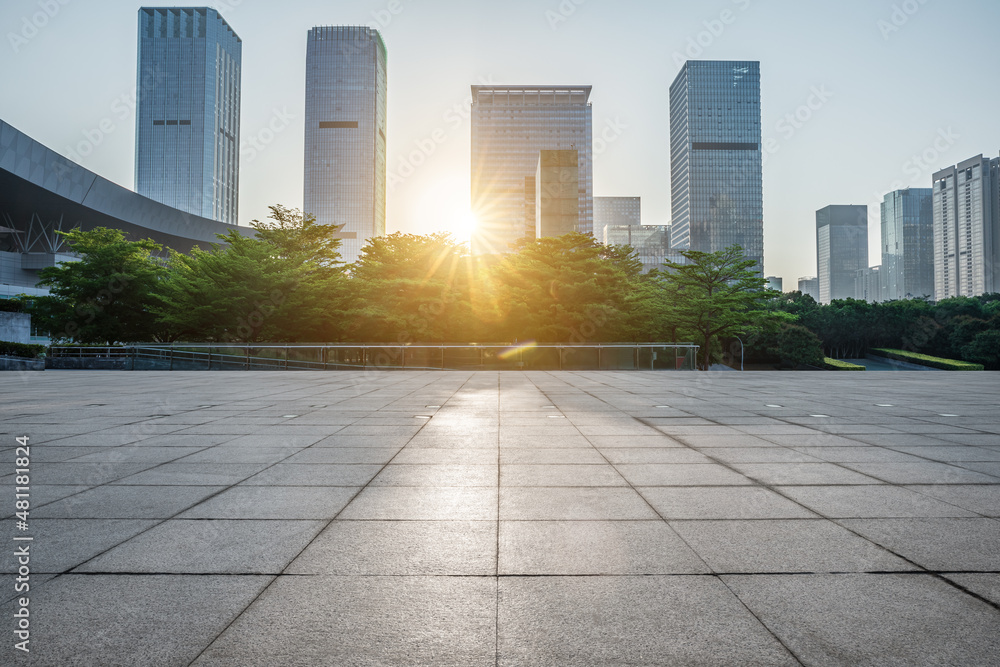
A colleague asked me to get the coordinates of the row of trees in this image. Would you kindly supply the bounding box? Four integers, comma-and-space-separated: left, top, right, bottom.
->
21, 205, 999, 370
22, 206, 790, 370
762, 292, 1000, 369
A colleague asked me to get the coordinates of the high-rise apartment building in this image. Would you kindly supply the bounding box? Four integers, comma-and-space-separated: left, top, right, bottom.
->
881, 188, 934, 301
135, 7, 241, 225
669, 61, 763, 272
471, 86, 593, 254
304, 26, 387, 264
854, 266, 883, 303
932, 154, 1000, 299
816, 205, 868, 304
595, 197, 641, 228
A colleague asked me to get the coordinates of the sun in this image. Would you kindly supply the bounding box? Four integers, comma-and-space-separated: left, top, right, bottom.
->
457, 210, 478, 241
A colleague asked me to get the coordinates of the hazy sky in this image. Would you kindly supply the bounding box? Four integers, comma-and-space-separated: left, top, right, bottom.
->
2, 0, 998, 286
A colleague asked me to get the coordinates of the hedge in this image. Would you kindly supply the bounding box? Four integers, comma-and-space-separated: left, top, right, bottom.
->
0, 341, 46, 359
870, 348, 984, 371
0, 299, 25, 313
824, 358, 866, 371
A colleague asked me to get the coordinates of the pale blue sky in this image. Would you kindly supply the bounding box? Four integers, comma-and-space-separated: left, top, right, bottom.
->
1, 0, 998, 286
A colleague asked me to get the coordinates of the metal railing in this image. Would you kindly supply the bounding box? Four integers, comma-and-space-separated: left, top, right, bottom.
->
48, 343, 700, 371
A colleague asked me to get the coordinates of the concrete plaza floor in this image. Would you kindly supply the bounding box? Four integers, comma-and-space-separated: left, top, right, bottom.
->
2, 370, 1000, 666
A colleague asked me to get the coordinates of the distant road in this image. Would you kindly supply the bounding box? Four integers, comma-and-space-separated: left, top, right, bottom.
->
845, 356, 941, 371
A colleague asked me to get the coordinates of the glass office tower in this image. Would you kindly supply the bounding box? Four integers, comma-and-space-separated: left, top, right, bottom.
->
595, 197, 641, 228
881, 188, 934, 301
471, 86, 593, 254
669, 61, 763, 272
304, 26, 387, 264
135, 7, 241, 225
816, 205, 869, 304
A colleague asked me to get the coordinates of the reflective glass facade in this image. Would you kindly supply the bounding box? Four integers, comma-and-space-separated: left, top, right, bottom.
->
471, 87, 593, 254
595, 197, 641, 228
932, 155, 999, 299
135, 7, 241, 225
304, 26, 387, 264
881, 188, 933, 301
816, 205, 868, 304
670, 61, 763, 272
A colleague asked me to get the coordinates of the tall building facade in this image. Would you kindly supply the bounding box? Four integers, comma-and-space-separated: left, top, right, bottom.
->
535, 150, 579, 238
304, 26, 387, 264
816, 205, 868, 304
798, 277, 819, 301
932, 155, 999, 299
881, 188, 934, 301
471, 86, 593, 254
602, 224, 679, 274
135, 7, 242, 225
595, 197, 641, 228
669, 61, 763, 272
765, 276, 783, 292
854, 266, 884, 303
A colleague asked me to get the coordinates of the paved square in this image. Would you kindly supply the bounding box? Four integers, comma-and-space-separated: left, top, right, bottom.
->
2, 370, 999, 665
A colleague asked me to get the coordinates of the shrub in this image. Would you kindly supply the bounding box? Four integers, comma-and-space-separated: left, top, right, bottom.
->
0, 299, 25, 313
824, 358, 866, 371
870, 348, 984, 371
0, 341, 46, 359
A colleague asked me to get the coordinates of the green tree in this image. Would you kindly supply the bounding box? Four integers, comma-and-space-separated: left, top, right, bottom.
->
345, 232, 485, 342
30, 227, 166, 344
154, 206, 347, 342
491, 233, 648, 342
658, 245, 776, 370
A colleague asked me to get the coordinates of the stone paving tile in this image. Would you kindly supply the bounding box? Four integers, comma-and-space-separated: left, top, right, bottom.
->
499, 521, 709, 575
838, 518, 1000, 571
777, 485, 980, 518
193, 576, 497, 667
840, 461, 1000, 484
32, 484, 224, 519
288, 520, 496, 575
732, 462, 884, 485
339, 486, 498, 520
905, 484, 1000, 516
75, 519, 325, 574
672, 519, 915, 573
1, 518, 157, 573
944, 573, 1000, 606
109, 462, 272, 486
497, 577, 799, 666
500, 487, 660, 520
640, 487, 819, 520
240, 463, 383, 487
1, 575, 272, 667
615, 463, 751, 486
179, 486, 359, 520
500, 464, 626, 487
598, 448, 713, 464
724, 574, 1000, 667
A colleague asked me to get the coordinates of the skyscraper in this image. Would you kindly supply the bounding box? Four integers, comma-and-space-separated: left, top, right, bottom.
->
535, 150, 580, 239
135, 7, 242, 225
881, 188, 934, 301
471, 86, 593, 254
135, 7, 243, 224
669, 61, 763, 272
595, 197, 641, 228
816, 205, 868, 304
932, 154, 999, 299
304, 26, 387, 264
